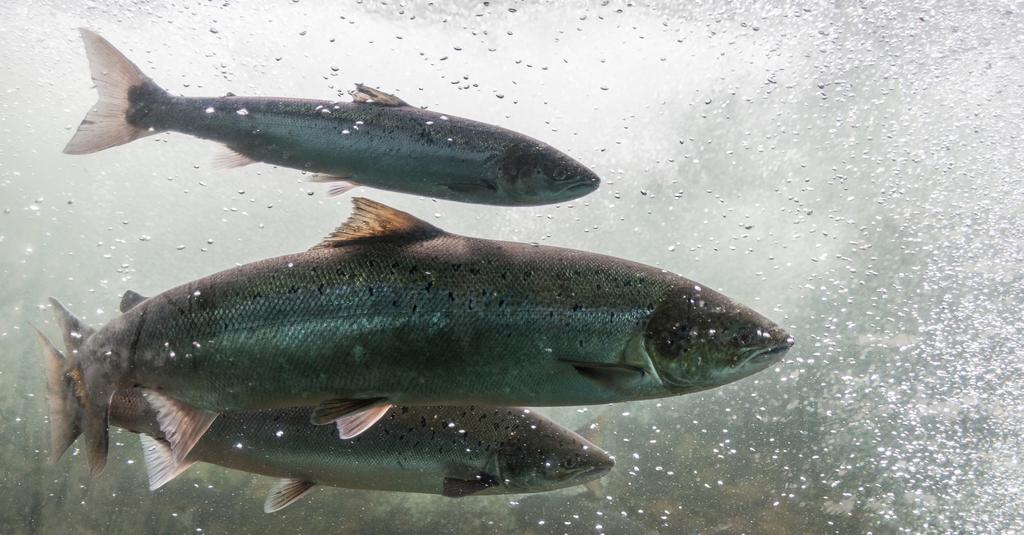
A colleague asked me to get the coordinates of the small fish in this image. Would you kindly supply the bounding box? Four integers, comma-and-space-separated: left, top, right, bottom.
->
106, 389, 612, 511
63, 29, 600, 206
34, 197, 793, 476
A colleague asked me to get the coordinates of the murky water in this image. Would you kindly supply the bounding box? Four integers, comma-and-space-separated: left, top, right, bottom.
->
2, 1, 1022, 533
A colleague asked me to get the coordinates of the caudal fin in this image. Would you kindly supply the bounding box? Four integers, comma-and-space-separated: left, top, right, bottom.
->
32, 326, 82, 463
37, 298, 113, 476
63, 29, 164, 155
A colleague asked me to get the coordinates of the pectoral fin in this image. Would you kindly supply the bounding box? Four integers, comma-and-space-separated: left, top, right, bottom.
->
560, 360, 646, 390
443, 182, 498, 195
142, 390, 218, 463
441, 472, 500, 498
264, 478, 316, 513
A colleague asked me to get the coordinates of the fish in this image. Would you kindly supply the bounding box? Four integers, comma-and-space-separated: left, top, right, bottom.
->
62, 29, 600, 206
105, 389, 612, 512
34, 197, 793, 475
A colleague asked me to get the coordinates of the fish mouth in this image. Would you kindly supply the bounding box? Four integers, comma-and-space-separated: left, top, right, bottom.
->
749, 337, 794, 363
584, 461, 613, 479
560, 179, 600, 195
558, 462, 612, 483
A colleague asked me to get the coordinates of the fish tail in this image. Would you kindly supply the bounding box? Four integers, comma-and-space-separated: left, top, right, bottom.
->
36, 298, 113, 476
31, 326, 82, 464
63, 28, 167, 155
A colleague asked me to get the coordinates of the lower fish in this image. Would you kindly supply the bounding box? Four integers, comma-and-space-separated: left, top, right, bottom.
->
104, 389, 612, 512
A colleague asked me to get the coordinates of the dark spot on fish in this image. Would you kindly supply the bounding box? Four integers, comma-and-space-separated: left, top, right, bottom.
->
317, 283, 325, 295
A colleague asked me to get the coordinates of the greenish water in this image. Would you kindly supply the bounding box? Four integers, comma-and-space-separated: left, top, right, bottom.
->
2, 1, 1022, 533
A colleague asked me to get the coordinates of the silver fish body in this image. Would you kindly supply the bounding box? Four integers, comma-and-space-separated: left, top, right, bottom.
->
108, 389, 612, 507
63, 29, 600, 206
38, 198, 792, 475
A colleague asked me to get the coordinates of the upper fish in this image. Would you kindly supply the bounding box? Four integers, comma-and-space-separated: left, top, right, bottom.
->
34, 197, 793, 476
63, 29, 601, 206
107, 389, 613, 512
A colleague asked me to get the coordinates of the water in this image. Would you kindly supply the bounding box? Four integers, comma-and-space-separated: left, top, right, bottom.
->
2, 1, 1022, 533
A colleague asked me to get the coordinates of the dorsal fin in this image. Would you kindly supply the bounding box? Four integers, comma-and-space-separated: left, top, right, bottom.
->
49, 297, 95, 353
312, 198, 444, 249
350, 83, 408, 107
119, 290, 148, 313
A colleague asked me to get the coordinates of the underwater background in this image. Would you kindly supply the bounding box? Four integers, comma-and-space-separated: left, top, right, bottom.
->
1, 1, 1022, 533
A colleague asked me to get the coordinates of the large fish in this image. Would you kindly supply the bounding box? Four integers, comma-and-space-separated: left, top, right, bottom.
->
35, 197, 793, 475
105, 389, 612, 512
63, 29, 600, 206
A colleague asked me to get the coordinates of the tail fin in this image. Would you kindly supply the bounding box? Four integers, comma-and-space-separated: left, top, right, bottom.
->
32, 326, 83, 463
63, 28, 164, 155
40, 298, 112, 476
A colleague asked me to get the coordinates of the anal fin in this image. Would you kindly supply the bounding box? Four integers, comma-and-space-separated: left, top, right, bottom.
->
308, 174, 360, 197
264, 478, 316, 513
139, 434, 196, 490
142, 390, 218, 463
213, 146, 258, 169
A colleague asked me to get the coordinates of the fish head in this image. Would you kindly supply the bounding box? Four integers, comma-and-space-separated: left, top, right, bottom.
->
497, 141, 600, 204
642, 284, 793, 393
495, 416, 614, 493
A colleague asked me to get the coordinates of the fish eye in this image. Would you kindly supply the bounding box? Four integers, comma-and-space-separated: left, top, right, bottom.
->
560, 456, 578, 470
732, 330, 758, 347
